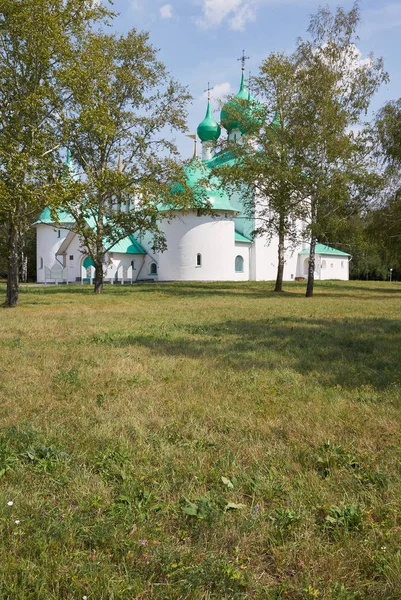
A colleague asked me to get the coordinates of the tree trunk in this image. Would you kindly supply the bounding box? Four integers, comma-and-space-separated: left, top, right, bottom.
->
94, 261, 103, 294
306, 235, 317, 298
21, 251, 28, 283
5, 220, 19, 307
274, 223, 285, 292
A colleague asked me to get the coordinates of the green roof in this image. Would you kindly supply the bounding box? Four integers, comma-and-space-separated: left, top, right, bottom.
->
299, 244, 350, 257
35, 208, 145, 255
164, 157, 237, 213
109, 235, 146, 255
235, 230, 252, 243
34, 206, 75, 225
83, 217, 146, 254
203, 150, 236, 169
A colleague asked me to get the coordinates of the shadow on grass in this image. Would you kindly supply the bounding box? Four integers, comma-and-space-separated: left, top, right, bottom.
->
100, 316, 401, 390
10, 280, 400, 301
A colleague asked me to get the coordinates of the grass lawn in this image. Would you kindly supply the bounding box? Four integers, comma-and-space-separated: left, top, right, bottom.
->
1, 280, 401, 599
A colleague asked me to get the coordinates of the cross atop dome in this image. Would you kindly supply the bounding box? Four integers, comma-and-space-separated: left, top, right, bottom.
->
237, 50, 250, 72
204, 82, 212, 101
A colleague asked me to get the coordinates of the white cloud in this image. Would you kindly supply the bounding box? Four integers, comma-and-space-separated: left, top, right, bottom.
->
196, 0, 358, 31
229, 4, 256, 30
160, 4, 173, 19
201, 81, 232, 101
196, 0, 244, 29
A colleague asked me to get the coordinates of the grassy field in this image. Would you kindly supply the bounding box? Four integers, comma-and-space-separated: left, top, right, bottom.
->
1, 280, 401, 599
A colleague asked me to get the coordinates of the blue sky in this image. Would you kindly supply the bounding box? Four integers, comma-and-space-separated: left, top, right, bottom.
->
108, 0, 401, 157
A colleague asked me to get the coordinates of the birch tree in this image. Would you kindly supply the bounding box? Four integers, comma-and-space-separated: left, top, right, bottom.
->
0, 0, 111, 306
293, 1, 386, 297
214, 53, 307, 292
58, 30, 192, 293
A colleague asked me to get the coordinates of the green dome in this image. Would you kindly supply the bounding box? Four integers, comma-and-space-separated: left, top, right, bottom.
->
197, 101, 221, 142
220, 72, 264, 134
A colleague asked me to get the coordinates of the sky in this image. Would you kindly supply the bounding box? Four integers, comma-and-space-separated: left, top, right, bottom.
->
107, 0, 401, 158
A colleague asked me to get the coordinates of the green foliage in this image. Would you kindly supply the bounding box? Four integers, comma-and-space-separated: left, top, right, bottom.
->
58, 27, 193, 292
292, 2, 386, 296
0, 0, 112, 305
376, 99, 401, 167
215, 52, 306, 292
365, 102, 401, 278
318, 504, 364, 535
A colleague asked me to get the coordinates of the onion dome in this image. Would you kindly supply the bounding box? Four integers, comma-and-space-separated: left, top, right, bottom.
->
197, 100, 221, 142
220, 71, 264, 135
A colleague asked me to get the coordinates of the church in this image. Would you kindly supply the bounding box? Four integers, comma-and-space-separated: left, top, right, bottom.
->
34, 64, 351, 285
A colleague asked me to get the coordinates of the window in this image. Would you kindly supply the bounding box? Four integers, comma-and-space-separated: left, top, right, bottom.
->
40, 257, 43, 269
321, 260, 326, 270
235, 255, 244, 273
196, 253, 202, 267
69, 255, 74, 261
131, 260, 135, 270
150, 263, 157, 275
57, 230, 61, 238
341, 261, 344, 268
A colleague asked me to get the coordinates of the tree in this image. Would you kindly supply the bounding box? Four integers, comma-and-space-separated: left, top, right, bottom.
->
0, 0, 111, 307
371, 99, 401, 272
212, 54, 308, 292
57, 29, 192, 293
377, 99, 401, 166
292, 1, 386, 297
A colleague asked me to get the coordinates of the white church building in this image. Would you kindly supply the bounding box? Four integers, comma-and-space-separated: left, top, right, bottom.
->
34, 67, 350, 285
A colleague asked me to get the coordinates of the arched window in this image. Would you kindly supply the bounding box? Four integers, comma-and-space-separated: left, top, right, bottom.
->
57, 230, 61, 238
131, 260, 135, 270
150, 263, 157, 275
235, 255, 244, 273
40, 257, 43, 269
321, 260, 326, 269
196, 253, 202, 267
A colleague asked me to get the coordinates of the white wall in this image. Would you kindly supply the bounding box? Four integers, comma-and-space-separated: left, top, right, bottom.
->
36, 224, 70, 283
156, 211, 237, 281
296, 254, 349, 281
233, 244, 250, 281
251, 234, 300, 282
64, 234, 84, 282
319, 256, 349, 280
104, 254, 147, 282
